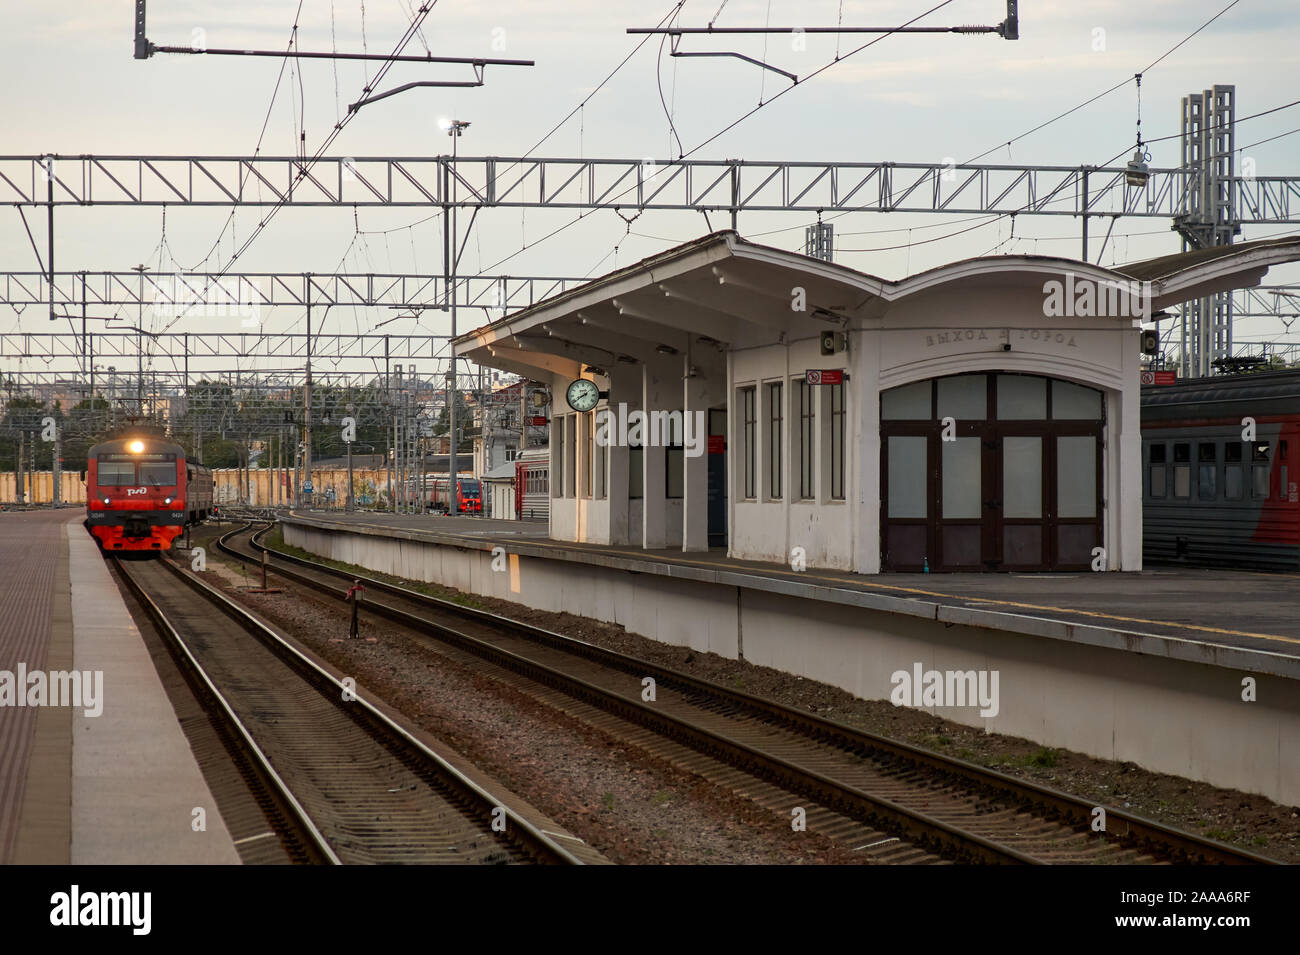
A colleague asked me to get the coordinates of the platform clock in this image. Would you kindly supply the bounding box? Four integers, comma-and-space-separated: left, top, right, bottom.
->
565, 378, 602, 412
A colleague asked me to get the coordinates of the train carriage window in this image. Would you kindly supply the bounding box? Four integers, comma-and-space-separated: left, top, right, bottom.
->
1197, 444, 1218, 501
1224, 443, 1244, 501
1148, 444, 1166, 498
1252, 443, 1271, 500
1172, 443, 1191, 499
97, 461, 136, 485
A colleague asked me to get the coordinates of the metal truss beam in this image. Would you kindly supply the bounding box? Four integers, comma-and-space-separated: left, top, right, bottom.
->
0, 368, 487, 391
0, 271, 585, 313
1, 332, 447, 361
3, 155, 1297, 222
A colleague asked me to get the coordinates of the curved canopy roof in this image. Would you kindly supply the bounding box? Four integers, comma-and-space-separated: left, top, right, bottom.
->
454, 230, 1300, 380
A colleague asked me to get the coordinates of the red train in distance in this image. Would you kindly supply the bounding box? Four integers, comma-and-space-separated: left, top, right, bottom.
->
85, 435, 214, 553
428, 476, 482, 514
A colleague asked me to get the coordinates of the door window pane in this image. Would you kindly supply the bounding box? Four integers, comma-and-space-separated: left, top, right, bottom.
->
1051, 380, 1102, 419
887, 436, 928, 518
996, 375, 1047, 420
1057, 435, 1097, 518
937, 375, 987, 421
1002, 436, 1042, 518
881, 380, 931, 419
942, 437, 982, 519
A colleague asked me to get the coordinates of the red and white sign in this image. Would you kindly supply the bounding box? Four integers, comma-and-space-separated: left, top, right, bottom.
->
708, 435, 725, 455
1140, 370, 1177, 385
528, 416, 549, 426
806, 369, 844, 385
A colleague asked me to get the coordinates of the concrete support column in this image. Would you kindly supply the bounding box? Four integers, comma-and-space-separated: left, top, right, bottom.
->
1116, 333, 1143, 571
853, 327, 883, 574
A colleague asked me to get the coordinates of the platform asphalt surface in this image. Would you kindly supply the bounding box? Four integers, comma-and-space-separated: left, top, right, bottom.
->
280, 509, 1300, 663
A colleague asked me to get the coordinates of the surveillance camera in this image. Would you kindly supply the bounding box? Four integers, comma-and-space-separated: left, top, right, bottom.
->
1002, 342, 1012, 352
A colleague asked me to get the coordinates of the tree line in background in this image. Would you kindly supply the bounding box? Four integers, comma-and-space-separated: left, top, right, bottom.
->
0, 378, 474, 473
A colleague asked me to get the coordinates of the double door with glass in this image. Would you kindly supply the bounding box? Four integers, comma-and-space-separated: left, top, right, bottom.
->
881, 373, 1104, 572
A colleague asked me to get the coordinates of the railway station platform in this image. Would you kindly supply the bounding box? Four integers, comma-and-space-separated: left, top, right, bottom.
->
281, 510, 1300, 806
0, 509, 239, 864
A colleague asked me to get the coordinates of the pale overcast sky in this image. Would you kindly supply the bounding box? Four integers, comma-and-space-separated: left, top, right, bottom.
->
2, 0, 1298, 376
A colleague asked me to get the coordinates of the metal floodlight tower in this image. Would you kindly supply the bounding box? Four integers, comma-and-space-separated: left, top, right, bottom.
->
1174, 85, 1241, 378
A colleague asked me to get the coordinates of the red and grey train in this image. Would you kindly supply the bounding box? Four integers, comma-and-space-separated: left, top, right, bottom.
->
1142, 369, 1300, 570
85, 436, 214, 553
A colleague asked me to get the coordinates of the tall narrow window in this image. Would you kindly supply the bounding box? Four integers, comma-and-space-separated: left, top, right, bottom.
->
1148, 443, 1167, 499
553, 418, 566, 498
628, 442, 643, 500
580, 412, 592, 499
740, 386, 757, 499
1172, 443, 1191, 498
593, 412, 607, 499
1224, 442, 1243, 500
564, 415, 577, 498
665, 445, 684, 499
829, 381, 845, 501
765, 381, 783, 499
1252, 442, 1272, 499
795, 378, 815, 499
1197, 443, 1218, 501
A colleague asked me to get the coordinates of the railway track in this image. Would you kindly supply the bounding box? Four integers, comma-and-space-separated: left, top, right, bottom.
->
215, 521, 1278, 866
114, 553, 584, 865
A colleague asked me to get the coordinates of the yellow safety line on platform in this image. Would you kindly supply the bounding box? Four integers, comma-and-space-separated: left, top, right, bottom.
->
520, 539, 1300, 649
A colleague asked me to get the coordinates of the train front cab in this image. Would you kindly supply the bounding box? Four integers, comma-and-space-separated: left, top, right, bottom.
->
458, 478, 482, 514
87, 443, 188, 553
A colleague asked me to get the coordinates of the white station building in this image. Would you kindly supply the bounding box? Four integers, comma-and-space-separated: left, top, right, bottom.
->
454, 231, 1300, 574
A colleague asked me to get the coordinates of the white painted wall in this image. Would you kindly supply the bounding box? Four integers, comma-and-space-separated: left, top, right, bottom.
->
730, 283, 1141, 572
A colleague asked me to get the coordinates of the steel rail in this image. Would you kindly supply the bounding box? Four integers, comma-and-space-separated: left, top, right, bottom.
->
236, 522, 1278, 866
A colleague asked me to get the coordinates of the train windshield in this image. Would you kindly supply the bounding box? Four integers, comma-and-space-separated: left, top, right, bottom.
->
139, 462, 178, 487
98, 461, 137, 485
459, 480, 480, 497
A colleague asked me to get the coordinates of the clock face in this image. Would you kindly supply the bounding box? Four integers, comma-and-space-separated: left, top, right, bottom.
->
566, 378, 601, 412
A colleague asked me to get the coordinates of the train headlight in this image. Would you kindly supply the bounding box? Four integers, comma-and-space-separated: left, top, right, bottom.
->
103, 497, 110, 505
164, 496, 172, 505
128, 440, 145, 454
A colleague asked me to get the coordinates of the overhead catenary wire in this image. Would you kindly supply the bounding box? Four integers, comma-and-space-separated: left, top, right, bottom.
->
965, 0, 1245, 164
161, 1, 441, 333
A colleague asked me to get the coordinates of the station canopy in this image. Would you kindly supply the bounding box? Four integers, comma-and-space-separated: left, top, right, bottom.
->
453, 231, 1300, 379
